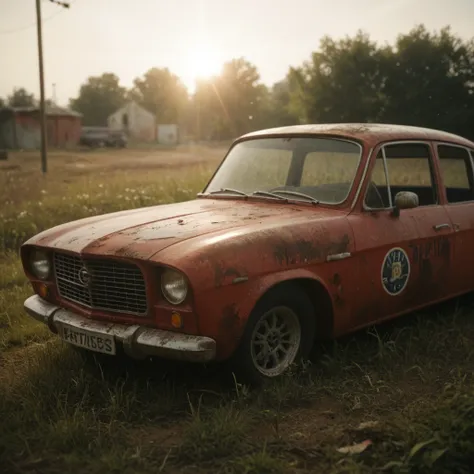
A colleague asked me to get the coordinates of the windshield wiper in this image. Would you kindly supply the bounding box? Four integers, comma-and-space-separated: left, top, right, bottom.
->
251, 190, 288, 201
271, 190, 320, 204
207, 188, 249, 197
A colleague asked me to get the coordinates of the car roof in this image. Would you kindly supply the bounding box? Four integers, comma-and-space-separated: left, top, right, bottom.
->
239, 123, 474, 149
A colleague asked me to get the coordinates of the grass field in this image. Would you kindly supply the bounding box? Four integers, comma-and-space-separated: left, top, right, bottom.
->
1, 146, 473, 474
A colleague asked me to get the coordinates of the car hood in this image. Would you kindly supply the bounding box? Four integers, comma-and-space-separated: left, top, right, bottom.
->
26, 198, 343, 260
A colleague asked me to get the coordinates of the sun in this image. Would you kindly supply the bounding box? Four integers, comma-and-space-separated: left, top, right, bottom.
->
183, 45, 222, 93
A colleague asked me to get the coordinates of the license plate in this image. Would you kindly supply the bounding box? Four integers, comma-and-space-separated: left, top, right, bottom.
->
60, 324, 116, 355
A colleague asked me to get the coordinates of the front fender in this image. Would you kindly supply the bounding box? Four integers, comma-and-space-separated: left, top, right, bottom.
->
237, 268, 332, 325
194, 268, 333, 360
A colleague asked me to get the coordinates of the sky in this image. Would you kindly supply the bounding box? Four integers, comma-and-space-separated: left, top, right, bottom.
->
0, 0, 473, 106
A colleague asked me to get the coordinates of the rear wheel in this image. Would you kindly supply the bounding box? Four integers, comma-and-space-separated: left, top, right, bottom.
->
230, 284, 315, 385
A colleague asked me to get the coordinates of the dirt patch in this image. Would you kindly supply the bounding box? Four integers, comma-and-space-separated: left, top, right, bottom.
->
127, 423, 187, 450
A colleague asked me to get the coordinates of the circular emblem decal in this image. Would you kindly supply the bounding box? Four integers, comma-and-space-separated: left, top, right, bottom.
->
78, 267, 91, 286
381, 247, 410, 295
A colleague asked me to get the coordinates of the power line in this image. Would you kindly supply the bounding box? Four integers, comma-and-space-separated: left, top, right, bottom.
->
0, 0, 74, 35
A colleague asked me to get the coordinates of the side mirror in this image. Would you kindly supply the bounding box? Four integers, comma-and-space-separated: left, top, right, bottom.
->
392, 191, 419, 217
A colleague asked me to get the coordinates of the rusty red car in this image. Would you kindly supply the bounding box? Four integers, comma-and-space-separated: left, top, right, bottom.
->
21, 124, 474, 384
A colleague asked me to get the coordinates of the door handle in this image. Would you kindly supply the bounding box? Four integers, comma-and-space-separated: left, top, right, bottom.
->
433, 223, 451, 231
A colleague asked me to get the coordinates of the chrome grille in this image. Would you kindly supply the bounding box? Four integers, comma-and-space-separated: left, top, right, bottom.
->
54, 253, 147, 316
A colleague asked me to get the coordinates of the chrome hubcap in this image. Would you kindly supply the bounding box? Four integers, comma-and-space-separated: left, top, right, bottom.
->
250, 306, 301, 377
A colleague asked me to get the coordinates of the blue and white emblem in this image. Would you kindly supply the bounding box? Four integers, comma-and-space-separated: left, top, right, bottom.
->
381, 247, 410, 295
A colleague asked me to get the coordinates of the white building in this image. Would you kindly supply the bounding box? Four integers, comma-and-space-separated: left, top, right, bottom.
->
107, 101, 156, 142
157, 124, 179, 145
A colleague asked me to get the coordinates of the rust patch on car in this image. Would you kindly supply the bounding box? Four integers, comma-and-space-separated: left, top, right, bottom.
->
409, 237, 450, 265
331, 273, 344, 307
273, 234, 350, 266
214, 264, 247, 287
219, 303, 243, 341
410, 237, 451, 294
86, 234, 111, 249
273, 243, 292, 266
114, 245, 142, 259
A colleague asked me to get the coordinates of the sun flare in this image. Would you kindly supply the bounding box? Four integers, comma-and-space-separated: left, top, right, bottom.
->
183, 45, 222, 92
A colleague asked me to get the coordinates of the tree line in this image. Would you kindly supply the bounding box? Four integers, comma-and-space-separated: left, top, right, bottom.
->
2, 25, 474, 141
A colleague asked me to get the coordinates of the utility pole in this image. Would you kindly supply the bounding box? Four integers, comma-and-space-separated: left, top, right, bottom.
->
35, 0, 47, 173
35, 0, 70, 174
52, 83, 57, 104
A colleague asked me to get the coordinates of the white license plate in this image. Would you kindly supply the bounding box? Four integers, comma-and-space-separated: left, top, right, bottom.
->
60, 324, 116, 355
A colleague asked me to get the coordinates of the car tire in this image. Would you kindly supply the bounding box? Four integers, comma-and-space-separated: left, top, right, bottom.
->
230, 283, 315, 386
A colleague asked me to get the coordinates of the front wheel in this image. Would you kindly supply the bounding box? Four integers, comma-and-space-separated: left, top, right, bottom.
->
230, 284, 315, 385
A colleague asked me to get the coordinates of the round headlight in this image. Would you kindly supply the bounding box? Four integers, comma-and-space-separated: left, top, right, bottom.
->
30, 249, 51, 280
161, 268, 188, 304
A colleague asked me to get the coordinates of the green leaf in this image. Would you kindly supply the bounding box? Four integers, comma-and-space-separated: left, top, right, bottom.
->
426, 448, 448, 467
407, 438, 437, 461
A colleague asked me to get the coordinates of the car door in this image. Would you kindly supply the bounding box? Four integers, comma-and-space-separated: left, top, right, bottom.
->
347, 141, 455, 331
435, 143, 474, 294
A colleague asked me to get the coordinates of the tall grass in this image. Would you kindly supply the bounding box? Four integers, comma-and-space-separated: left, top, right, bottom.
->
1, 300, 473, 473
0, 163, 214, 252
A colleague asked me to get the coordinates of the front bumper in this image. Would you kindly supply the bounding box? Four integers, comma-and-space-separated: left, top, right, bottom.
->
24, 295, 216, 362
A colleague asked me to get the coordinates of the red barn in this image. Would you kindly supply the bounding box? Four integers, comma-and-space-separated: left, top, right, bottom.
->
0, 105, 82, 149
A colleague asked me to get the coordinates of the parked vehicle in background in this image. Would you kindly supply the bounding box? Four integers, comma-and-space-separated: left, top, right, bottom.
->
80, 127, 127, 148
20, 123, 474, 385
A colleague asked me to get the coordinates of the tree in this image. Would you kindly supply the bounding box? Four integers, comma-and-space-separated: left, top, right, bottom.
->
290, 31, 387, 124
69, 73, 127, 126
0, 97, 5, 108
282, 25, 474, 140
266, 78, 302, 127
7, 87, 35, 107
129, 68, 189, 124
193, 58, 268, 140
380, 25, 474, 139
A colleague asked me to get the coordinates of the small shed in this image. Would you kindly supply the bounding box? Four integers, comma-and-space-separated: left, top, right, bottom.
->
107, 101, 156, 142
157, 124, 179, 145
0, 105, 82, 149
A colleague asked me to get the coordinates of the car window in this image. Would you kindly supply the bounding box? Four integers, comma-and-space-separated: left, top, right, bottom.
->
216, 147, 293, 191
364, 151, 391, 208
364, 143, 437, 209
437, 144, 474, 203
205, 137, 362, 204
300, 150, 360, 187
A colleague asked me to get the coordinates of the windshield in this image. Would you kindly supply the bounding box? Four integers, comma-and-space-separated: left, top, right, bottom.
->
204, 137, 362, 204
